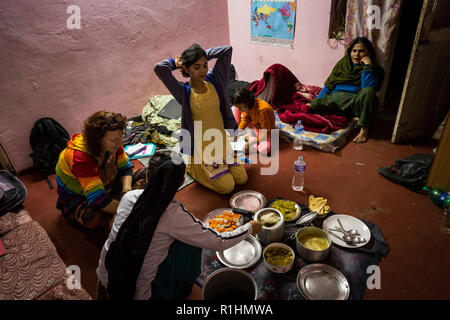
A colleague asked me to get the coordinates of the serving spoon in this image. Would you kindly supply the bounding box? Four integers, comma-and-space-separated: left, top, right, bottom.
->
327, 230, 366, 245
337, 218, 363, 237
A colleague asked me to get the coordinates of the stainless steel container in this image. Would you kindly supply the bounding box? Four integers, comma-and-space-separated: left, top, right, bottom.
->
202, 268, 257, 300
254, 208, 285, 245
295, 226, 331, 262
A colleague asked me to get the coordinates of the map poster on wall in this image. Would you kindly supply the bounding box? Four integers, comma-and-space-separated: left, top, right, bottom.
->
250, 0, 297, 48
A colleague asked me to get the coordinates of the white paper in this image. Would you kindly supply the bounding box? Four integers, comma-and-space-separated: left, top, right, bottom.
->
125, 143, 145, 154
230, 137, 246, 152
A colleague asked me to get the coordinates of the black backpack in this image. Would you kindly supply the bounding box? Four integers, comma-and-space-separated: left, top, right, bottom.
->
0, 170, 27, 217
29, 118, 70, 189
378, 153, 434, 193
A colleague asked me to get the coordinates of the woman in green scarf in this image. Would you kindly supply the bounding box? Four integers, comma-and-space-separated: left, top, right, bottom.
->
310, 37, 384, 143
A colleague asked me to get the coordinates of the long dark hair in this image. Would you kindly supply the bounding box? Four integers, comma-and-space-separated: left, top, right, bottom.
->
105, 150, 186, 299
181, 43, 207, 77
347, 37, 378, 65
82, 110, 127, 157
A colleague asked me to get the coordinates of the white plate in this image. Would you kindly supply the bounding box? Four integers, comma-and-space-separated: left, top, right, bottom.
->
204, 208, 244, 232
322, 214, 371, 248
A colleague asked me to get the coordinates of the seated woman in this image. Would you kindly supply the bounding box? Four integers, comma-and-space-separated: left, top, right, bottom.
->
97, 150, 262, 300
55, 110, 146, 230
154, 44, 247, 194
310, 37, 384, 143
231, 87, 276, 155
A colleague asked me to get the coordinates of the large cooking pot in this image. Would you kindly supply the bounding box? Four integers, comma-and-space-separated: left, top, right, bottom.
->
202, 268, 257, 300
253, 208, 285, 245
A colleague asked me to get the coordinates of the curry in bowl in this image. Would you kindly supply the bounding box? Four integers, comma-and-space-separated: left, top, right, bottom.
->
297, 233, 330, 251
264, 246, 294, 266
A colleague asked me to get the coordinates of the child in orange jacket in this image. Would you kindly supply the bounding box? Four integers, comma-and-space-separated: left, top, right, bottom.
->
232, 87, 276, 155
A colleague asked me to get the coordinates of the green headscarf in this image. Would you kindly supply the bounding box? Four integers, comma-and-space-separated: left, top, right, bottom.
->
324, 54, 364, 90
324, 53, 384, 92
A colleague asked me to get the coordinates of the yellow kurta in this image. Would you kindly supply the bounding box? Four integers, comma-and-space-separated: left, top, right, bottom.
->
187, 81, 247, 194
190, 81, 231, 164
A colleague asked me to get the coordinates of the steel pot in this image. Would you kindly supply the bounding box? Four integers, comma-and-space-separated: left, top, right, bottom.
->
202, 268, 257, 300
295, 226, 331, 262
253, 208, 285, 245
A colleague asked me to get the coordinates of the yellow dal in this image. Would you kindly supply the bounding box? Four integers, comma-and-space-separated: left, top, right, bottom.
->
298, 234, 330, 251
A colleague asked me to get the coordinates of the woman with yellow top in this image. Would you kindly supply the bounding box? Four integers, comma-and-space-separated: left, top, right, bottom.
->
154, 44, 247, 194
232, 87, 276, 155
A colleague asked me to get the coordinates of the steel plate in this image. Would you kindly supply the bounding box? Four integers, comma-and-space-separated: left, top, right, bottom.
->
204, 208, 244, 231
230, 190, 266, 212
216, 235, 262, 269
297, 264, 350, 300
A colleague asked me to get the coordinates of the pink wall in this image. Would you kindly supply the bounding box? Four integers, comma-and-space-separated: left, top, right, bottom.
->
1, 0, 344, 172
227, 0, 345, 86
0, 0, 230, 172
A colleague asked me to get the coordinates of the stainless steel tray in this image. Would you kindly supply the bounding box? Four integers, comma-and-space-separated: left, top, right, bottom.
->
296, 264, 350, 300
216, 235, 262, 269
230, 190, 266, 212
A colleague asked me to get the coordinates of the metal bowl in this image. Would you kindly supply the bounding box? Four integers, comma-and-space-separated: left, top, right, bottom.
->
295, 227, 331, 262
263, 242, 295, 273
254, 208, 285, 245
269, 199, 301, 222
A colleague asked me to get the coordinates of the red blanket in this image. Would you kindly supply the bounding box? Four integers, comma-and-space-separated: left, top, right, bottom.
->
248, 63, 348, 133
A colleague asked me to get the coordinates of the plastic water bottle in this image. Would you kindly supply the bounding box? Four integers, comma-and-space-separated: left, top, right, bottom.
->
293, 120, 304, 150
292, 156, 305, 191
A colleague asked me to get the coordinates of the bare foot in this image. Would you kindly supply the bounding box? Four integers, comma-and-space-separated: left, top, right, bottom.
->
353, 127, 369, 143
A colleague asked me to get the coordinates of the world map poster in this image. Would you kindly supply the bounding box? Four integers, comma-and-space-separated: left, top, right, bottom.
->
251, 0, 297, 48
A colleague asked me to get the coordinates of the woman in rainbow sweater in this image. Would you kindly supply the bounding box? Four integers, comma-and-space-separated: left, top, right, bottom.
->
55, 111, 138, 230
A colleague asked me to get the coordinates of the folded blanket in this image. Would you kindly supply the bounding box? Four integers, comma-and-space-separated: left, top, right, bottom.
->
248, 63, 348, 134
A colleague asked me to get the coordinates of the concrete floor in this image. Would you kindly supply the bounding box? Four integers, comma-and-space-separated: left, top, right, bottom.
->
19, 118, 450, 300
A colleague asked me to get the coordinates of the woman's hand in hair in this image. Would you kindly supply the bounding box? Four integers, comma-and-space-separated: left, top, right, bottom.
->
249, 220, 262, 235
175, 56, 183, 69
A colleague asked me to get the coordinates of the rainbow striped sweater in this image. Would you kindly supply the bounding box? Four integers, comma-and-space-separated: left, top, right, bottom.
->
55, 134, 132, 211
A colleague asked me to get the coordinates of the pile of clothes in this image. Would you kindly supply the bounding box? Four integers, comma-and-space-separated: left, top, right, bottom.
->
123, 95, 181, 147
